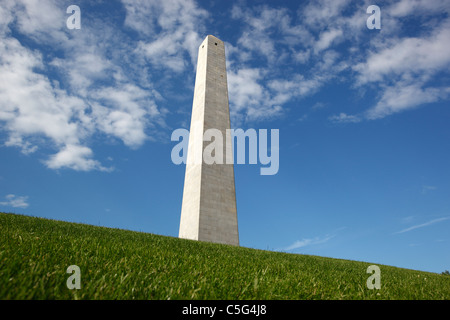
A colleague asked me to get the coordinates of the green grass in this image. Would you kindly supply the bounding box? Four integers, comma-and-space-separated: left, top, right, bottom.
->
1, 212, 449, 300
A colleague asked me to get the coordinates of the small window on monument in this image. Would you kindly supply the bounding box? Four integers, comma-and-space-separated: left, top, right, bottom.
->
215, 43, 218, 45
202, 45, 204, 48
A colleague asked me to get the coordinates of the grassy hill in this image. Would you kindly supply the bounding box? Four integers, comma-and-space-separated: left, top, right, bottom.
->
1, 212, 449, 300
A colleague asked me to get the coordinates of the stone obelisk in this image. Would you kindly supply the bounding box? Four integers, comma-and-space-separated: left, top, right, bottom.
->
179, 35, 239, 246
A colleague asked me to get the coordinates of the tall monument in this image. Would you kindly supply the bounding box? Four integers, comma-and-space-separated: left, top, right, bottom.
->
178, 35, 239, 246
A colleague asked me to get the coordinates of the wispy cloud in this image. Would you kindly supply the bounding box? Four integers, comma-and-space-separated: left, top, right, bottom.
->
0, 194, 29, 208
2, 0, 450, 171
283, 234, 335, 251
123, 0, 209, 69
328, 113, 361, 124
0, 0, 204, 171
281, 227, 347, 252
400, 215, 415, 224
314, 29, 343, 53
422, 185, 437, 194
227, 3, 351, 123
346, 3, 450, 121
230, 0, 450, 124
233, 0, 450, 125
394, 217, 450, 234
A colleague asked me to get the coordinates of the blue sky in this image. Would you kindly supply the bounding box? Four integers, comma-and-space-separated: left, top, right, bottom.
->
1, 0, 449, 274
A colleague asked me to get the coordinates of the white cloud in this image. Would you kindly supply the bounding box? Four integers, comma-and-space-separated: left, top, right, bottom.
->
227, 6, 303, 122
227, 3, 354, 123
123, 0, 208, 69
0, 36, 88, 152
422, 185, 437, 194
389, 0, 450, 17
50, 53, 113, 97
0, 0, 175, 172
4, 135, 38, 155
2, 0, 450, 171
311, 102, 326, 110
394, 217, 450, 234
0, 194, 29, 208
91, 84, 160, 148
293, 49, 311, 64
11, 0, 67, 42
233, 6, 294, 63
45, 144, 111, 172
301, 0, 352, 29
227, 67, 284, 122
314, 29, 343, 53
298, 0, 450, 122
348, 16, 450, 120
228, 68, 265, 111
284, 234, 335, 251
354, 23, 450, 85
366, 82, 450, 119
136, 37, 187, 73
328, 113, 361, 123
